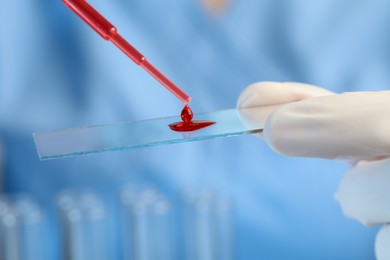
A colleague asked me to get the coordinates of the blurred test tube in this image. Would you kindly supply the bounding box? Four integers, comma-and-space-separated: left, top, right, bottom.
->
14, 196, 47, 260
80, 193, 108, 260
0, 199, 20, 260
0, 199, 9, 259
214, 195, 234, 260
151, 197, 173, 260
120, 187, 138, 260
132, 190, 156, 260
57, 191, 80, 260
181, 190, 234, 260
120, 187, 173, 260
57, 190, 108, 260
0, 195, 47, 260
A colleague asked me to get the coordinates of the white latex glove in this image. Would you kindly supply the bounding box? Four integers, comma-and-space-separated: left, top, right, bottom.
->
237, 82, 390, 260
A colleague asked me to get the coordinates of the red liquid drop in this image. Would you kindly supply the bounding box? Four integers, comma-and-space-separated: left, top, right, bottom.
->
181, 104, 193, 123
169, 105, 216, 132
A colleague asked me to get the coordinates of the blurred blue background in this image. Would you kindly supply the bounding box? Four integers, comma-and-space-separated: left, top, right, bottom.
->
1, 0, 389, 259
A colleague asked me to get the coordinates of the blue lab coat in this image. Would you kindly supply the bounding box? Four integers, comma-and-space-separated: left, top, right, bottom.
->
1, 0, 389, 259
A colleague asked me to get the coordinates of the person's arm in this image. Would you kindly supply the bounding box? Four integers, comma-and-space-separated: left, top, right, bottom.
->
238, 81, 390, 260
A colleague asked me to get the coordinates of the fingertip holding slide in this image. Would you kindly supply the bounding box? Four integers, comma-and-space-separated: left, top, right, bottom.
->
236, 81, 335, 147
264, 90, 390, 159
261, 97, 327, 157
236, 81, 334, 109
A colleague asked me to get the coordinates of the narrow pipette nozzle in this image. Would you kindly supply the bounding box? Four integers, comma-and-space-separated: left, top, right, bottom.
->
62, 0, 191, 104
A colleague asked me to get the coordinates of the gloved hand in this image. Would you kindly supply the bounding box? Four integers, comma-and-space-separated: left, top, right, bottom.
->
237, 82, 390, 260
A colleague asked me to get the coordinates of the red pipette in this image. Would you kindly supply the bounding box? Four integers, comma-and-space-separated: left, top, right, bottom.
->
62, 0, 191, 104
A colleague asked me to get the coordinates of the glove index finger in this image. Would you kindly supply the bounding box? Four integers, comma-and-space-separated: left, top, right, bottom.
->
263, 91, 390, 160
237, 81, 334, 108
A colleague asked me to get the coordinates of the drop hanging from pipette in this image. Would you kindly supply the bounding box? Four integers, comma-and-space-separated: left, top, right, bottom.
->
168, 105, 215, 132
